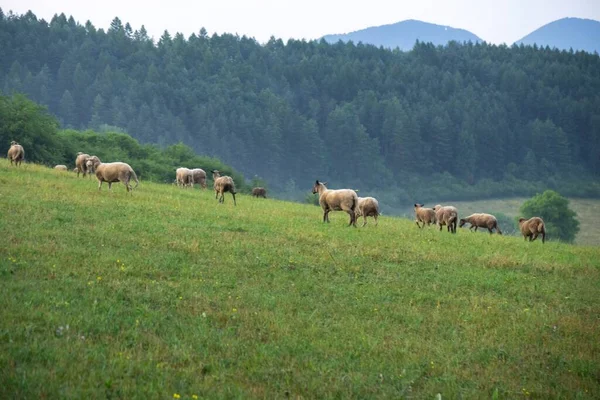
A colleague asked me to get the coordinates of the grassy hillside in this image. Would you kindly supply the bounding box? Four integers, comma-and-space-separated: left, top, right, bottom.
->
1, 160, 599, 399
445, 198, 600, 246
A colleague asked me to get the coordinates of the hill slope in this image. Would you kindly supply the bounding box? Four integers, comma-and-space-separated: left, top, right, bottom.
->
322, 19, 482, 50
1, 160, 599, 398
515, 17, 600, 53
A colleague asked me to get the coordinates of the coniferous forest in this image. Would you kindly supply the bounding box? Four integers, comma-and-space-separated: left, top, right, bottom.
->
1, 10, 600, 204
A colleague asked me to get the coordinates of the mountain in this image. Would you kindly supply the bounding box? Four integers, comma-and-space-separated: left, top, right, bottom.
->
515, 17, 600, 54
322, 19, 482, 50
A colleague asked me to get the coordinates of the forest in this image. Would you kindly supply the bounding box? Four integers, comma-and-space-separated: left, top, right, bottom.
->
1, 9, 599, 203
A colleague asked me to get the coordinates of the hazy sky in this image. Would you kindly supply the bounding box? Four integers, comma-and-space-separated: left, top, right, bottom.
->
3, 0, 599, 44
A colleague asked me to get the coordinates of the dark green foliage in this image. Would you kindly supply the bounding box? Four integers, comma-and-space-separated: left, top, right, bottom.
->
0, 92, 63, 164
1, 10, 600, 198
493, 212, 518, 236
520, 190, 580, 243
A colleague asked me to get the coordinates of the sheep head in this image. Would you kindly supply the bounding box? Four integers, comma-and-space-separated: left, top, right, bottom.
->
459, 218, 467, 228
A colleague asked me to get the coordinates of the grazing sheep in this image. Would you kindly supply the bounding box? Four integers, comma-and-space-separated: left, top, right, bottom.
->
190, 168, 207, 189
54, 165, 68, 171
414, 203, 436, 228
459, 213, 502, 234
211, 170, 237, 205
7, 141, 25, 166
355, 196, 379, 227
311, 180, 358, 227
75, 152, 91, 177
176, 167, 193, 188
433, 204, 458, 234
518, 217, 546, 243
252, 187, 267, 198
90, 159, 139, 193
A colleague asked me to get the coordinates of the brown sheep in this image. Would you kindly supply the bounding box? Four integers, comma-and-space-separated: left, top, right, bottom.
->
90, 159, 139, 193
211, 170, 237, 205
75, 152, 91, 178
355, 196, 379, 227
176, 167, 193, 188
54, 165, 68, 171
252, 187, 267, 198
459, 213, 502, 234
414, 203, 436, 228
7, 141, 25, 166
190, 168, 207, 189
433, 204, 458, 234
518, 217, 546, 243
311, 180, 358, 227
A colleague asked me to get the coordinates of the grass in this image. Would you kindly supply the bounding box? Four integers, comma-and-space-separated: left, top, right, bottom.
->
446, 198, 600, 246
1, 159, 599, 399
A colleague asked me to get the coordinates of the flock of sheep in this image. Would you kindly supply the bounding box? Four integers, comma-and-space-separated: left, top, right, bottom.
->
311, 179, 546, 242
7, 141, 546, 242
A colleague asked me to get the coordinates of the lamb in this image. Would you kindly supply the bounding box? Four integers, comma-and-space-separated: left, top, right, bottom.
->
414, 203, 436, 228
433, 204, 458, 234
459, 213, 502, 234
252, 187, 267, 198
311, 180, 358, 227
75, 152, 91, 177
7, 141, 25, 166
89, 159, 139, 193
54, 165, 68, 171
190, 168, 207, 189
518, 217, 546, 243
355, 197, 379, 226
176, 168, 193, 188
211, 170, 237, 205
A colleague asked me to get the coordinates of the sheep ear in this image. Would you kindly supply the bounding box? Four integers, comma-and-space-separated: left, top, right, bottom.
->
315, 180, 319, 184
323, 182, 327, 185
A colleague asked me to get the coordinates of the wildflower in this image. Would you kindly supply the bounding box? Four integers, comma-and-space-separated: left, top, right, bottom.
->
97, 276, 102, 281
232, 308, 237, 312
173, 394, 181, 399
192, 395, 198, 400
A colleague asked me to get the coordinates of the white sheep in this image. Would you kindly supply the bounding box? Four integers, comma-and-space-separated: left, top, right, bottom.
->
355, 197, 379, 226
433, 204, 458, 234
311, 180, 358, 227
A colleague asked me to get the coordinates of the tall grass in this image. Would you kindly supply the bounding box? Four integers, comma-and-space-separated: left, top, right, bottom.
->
1, 159, 599, 399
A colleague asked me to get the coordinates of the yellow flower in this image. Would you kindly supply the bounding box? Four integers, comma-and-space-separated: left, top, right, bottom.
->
173, 394, 180, 399
192, 396, 199, 400
232, 308, 237, 312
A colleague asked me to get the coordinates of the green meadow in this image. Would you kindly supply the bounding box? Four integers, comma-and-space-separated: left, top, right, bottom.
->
1, 159, 599, 399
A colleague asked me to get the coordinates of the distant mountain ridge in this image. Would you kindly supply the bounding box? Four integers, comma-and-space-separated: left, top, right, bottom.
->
322, 19, 482, 50
514, 17, 600, 54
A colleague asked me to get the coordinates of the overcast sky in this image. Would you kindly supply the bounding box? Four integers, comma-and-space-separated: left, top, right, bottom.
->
3, 0, 599, 45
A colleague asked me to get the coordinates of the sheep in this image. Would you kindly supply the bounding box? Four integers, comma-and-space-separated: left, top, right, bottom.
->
459, 213, 502, 234
7, 141, 25, 166
54, 165, 68, 171
75, 152, 91, 177
518, 217, 546, 243
433, 204, 458, 234
72, 167, 78, 173
176, 167, 193, 188
85, 156, 101, 175
414, 203, 436, 228
90, 159, 139, 193
211, 170, 237, 205
190, 168, 207, 189
355, 196, 379, 227
311, 180, 358, 227
252, 187, 267, 198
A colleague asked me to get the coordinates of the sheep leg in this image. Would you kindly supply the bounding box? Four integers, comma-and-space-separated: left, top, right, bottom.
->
323, 210, 330, 223
541, 232, 545, 243
231, 192, 237, 206
488, 227, 493, 234
98, 180, 103, 191
108, 182, 113, 192
415, 220, 422, 228
348, 211, 356, 227
531, 234, 538, 242
374, 215, 378, 226
362, 215, 367, 227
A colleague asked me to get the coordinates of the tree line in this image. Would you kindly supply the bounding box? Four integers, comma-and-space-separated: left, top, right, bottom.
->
1, 9, 599, 201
